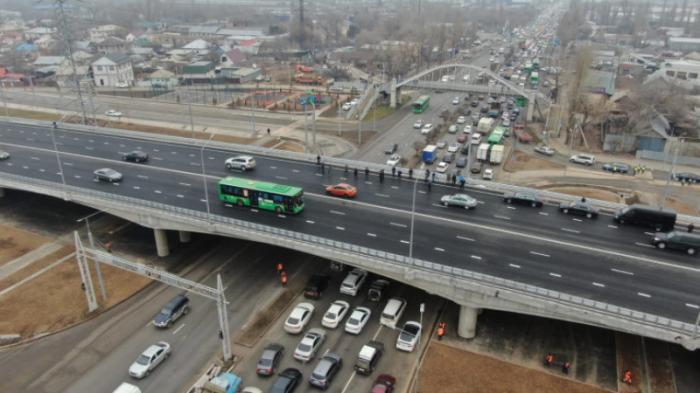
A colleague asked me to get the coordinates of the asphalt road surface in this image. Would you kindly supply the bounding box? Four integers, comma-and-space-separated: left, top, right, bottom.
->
1, 122, 700, 325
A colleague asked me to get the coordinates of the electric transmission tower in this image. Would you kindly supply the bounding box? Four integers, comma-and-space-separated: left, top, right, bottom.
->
54, 0, 89, 125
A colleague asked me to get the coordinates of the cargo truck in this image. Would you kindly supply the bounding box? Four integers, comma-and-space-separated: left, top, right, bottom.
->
422, 145, 438, 164
477, 117, 495, 133
476, 143, 504, 164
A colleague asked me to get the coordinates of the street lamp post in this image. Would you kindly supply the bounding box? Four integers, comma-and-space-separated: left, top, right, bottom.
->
408, 172, 419, 260
200, 131, 217, 225
414, 302, 426, 393
49, 123, 67, 192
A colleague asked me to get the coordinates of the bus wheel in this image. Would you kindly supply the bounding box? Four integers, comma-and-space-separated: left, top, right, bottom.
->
236, 200, 243, 207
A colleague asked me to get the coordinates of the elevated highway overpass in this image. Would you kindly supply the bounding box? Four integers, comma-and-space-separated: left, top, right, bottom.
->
1, 119, 699, 350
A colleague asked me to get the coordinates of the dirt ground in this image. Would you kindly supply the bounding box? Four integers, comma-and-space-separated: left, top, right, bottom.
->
92, 119, 255, 145
275, 141, 306, 152
646, 195, 698, 216
544, 186, 624, 203
0, 255, 150, 339
0, 225, 50, 266
0, 245, 73, 292
503, 150, 565, 172
420, 342, 613, 393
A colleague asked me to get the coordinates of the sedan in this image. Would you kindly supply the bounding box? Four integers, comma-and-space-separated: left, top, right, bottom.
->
413, 119, 423, 129
452, 97, 460, 105
342, 103, 352, 111
396, 321, 422, 352
325, 183, 357, 198
122, 150, 149, 163
456, 157, 467, 168
436, 140, 447, 149
463, 125, 472, 134
456, 116, 466, 124
257, 343, 284, 376
345, 307, 371, 334
294, 328, 326, 362
457, 134, 467, 143
441, 194, 477, 209
371, 374, 396, 393
128, 341, 171, 379
270, 368, 302, 393
284, 303, 315, 334
384, 144, 398, 154
534, 145, 555, 156
322, 300, 350, 329
308, 353, 342, 390
674, 172, 700, 184
448, 125, 458, 134
442, 153, 455, 163
93, 168, 123, 183
105, 109, 123, 117
503, 191, 543, 207
386, 154, 401, 167
0, 151, 9, 160
447, 143, 460, 153
435, 162, 449, 173
602, 162, 630, 174
421, 123, 434, 135
559, 201, 599, 219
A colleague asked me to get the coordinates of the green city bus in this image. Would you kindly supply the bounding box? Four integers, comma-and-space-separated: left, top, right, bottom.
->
217, 177, 305, 214
488, 126, 507, 145
413, 95, 430, 113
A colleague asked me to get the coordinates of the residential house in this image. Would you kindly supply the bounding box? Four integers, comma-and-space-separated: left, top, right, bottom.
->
181, 39, 211, 56
34, 34, 56, 50
89, 24, 126, 41
91, 53, 134, 87
181, 61, 216, 83
95, 37, 127, 54
146, 69, 178, 89
55, 62, 89, 87
220, 49, 246, 67
582, 69, 616, 96
32, 56, 65, 73
602, 105, 670, 153
234, 39, 260, 55
24, 27, 55, 40
219, 67, 261, 83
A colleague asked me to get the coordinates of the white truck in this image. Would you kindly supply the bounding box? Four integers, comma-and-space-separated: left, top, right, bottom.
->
477, 117, 495, 134
476, 143, 504, 164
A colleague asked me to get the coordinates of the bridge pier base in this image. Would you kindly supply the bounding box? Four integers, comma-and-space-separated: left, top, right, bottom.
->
526, 99, 535, 122
390, 79, 398, 108
457, 305, 479, 339
178, 230, 191, 243
154, 228, 170, 257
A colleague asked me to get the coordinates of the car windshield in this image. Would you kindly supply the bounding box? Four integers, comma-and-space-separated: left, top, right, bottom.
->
298, 342, 312, 352
259, 357, 272, 367
399, 330, 416, 341
287, 317, 299, 325
348, 317, 360, 325
136, 354, 150, 365
325, 312, 337, 319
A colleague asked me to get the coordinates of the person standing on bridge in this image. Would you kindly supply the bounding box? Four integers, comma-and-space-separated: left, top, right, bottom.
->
437, 322, 446, 340
276, 262, 284, 275
622, 369, 632, 385
280, 271, 288, 287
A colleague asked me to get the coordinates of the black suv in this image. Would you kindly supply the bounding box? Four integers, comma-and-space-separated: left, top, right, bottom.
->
153, 293, 190, 328
559, 201, 599, 219
271, 368, 302, 393
122, 150, 149, 163
652, 231, 700, 255
304, 274, 330, 299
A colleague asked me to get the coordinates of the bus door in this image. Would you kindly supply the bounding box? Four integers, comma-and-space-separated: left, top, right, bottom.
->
248, 190, 260, 207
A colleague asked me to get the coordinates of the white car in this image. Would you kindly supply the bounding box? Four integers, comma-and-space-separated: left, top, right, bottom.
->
463, 125, 472, 134
342, 103, 352, 111
421, 123, 433, 135
569, 154, 595, 166
105, 109, 123, 117
340, 269, 367, 296
128, 341, 171, 379
242, 388, 263, 393
456, 116, 466, 124
225, 155, 256, 171
436, 140, 447, 149
441, 75, 450, 82
482, 168, 493, 180
448, 125, 458, 134
452, 97, 460, 105
386, 154, 401, 167
322, 300, 350, 328
344, 307, 371, 335
413, 119, 423, 129
396, 321, 422, 352
115, 81, 129, 88
284, 302, 315, 334
435, 162, 449, 173
447, 143, 460, 153
293, 328, 326, 362
0, 151, 10, 160
471, 133, 482, 144
463, 74, 470, 82
502, 118, 511, 127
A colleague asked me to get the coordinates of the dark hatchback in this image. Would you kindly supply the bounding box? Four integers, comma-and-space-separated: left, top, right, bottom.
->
309, 353, 342, 390
304, 274, 330, 299
652, 231, 700, 255
153, 293, 190, 328
257, 343, 284, 376
559, 201, 599, 218
503, 191, 543, 207
270, 368, 302, 393
122, 150, 149, 163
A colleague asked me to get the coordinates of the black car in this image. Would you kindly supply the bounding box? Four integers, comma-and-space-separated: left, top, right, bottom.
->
384, 144, 398, 154
443, 153, 455, 163
309, 353, 342, 390
559, 201, 599, 218
270, 368, 302, 393
479, 106, 489, 114
464, 109, 472, 116
503, 191, 543, 207
456, 157, 467, 168
602, 162, 630, 173
153, 294, 190, 328
470, 100, 479, 107
368, 279, 390, 302
674, 172, 700, 184
614, 204, 676, 231
304, 274, 330, 299
122, 150, 149, 163
257, 343, 284, 376
652, 231, 700, 255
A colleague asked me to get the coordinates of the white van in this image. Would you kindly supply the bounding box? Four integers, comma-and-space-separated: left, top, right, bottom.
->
113, 383, 142, 393
380, 297, 407, 329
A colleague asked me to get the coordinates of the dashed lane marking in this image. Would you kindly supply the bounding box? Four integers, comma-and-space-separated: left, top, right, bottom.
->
538, 212, 549, 216
470, 255, 482, 260
611, 268, 634, 276
367, 233, 377, 237
330, 210, 346, 216
434, 247, 445, 252
179, 182, 191, 187
336, 226, 345, 231
137, 175, 149, 179
400, 240, 410, 244
457, 236, 475, 242
686, 303, 700, 309
275, 176, 288, 180
154, 190, 162, 194
549, 272, 562, 278
305, 220, 315, 224
177, 194, 184, 198
592, 282, 606, 288
494, 214, 511, 220
608, 225, 618, 229
637, 292, 651, 298
530, 251, 550, 258
391, 186, 399, 190
172, 324, 186, 335
509, 263, 521, 269
507, 206, 516, 210
390, 222, 407, 228
560, 228, 580, 234
634, 242, 654, 248
133, 186, 140, 190
375, 193, 390, 198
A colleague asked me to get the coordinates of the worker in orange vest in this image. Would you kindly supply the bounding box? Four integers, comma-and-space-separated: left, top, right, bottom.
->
437, 322, 446, 340
276, 262, 284, 275
280, 271, 288, 287
544, 353, 554, 366
622, 369, 632, 385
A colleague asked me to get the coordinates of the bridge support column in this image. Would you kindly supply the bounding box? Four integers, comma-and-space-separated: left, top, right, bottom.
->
0, 188, 4, 198
526, 98, 535, 122
457, 305, 479, 339
178, 230, 191, 243
390, 78, 398, 108
154, 229, 170, 257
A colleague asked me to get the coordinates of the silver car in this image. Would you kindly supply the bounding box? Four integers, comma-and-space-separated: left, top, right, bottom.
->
293, 328, 326, 362
93, 168, 123, 182
440, 193, 478, 209
0, 151, 9, 160
225, 155, 256, 171
128, 341, 171, 379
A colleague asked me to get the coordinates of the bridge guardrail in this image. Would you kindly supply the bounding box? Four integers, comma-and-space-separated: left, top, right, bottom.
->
5, 117, 700, 226
0, 171, 697, 339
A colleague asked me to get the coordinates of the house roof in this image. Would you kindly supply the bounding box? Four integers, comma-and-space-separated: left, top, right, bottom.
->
224, 48, 246, 65
97, 36, 125, 47
238, 39, 259, 47
92, 52, 131, 66
149, 69, 175, 79
183, 39, 210, 49
15, 43, 37, 52
189, 26, 220, 35
33, 56, 65, 66
583, 69, 616, 95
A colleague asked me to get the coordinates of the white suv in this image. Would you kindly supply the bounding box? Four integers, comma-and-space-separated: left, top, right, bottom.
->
225, 155, 256, 171
569, 154, 595, 166
339, 269, 367, 296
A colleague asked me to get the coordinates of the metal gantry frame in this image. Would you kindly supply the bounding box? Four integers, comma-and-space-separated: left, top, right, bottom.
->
73, 231, 233, 361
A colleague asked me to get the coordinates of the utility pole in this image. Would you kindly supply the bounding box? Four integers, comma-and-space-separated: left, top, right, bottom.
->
55, 0, 88, 125
298, 0, 305, 49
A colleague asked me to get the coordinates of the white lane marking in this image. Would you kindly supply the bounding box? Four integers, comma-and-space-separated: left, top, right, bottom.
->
22, 165, 28, 169
153, 149, 159, 152
30, 156, 40, 160
336, 226, 345, 231
251, 208, 259, 213
188, 153, 195, 157
39, 169, 45, 172
151, 156, 163, 161
418, 190, 426, 194
63, 162, 73, 166
608, 225, 618, 229
538, 212, 549, 216
549, 272, 562, 278
572, 218, 582, 222
470, 255, 482, 260
133, 186, 140, 190
208, 156, 216, 160
592, 282, 606, 288
315, 173, 322, 177
179, 182, 191, 187
137, 175, 149, 179
611, 268, 634, 276
73, 175, 81, 179
494, 214, 511, 220
277, 214, 286, 218
560, 228, 580, 234
509, 263, 521, 269
119, 144, 125, 148
477, 200, 485, 204
154, 190, 162, 194
644, 232, 654, 236
103, 141, 109, 145
189, 162, 200, 166
330, 210, 346, 216
686, 303, 700, 309
434, 247, 445, 252
202, 199, 209, 203
88, 139, 94, 143
367, 233, 377, 237
634, 242, 654, 248
506, 206, 516, 210
637, 292, 651, 298
391, 186, 399, 190
269, 166, 277, 170
530, 251, 550, 258
171, 151, 177, 154
172, 323, 186, 335
177, 194, 184, 198
390, 222, 408, 228
275, 176, 288, 180
431, 203, 448, 208
292, 169, 300, 173
375, 193, 390, 198
400, 240, 410, 244
457, 235, 475, 242
365, 181, 373, 185
305, 220, 315, 224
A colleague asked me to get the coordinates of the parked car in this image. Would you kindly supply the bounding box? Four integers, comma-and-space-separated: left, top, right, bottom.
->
386, 154, 401, 167
448, 125, 458, 134
456, 116, 466, 124
94, 168, 123, 183
456, 157, 467, 168
652, 231, 700, 255
559, 201, 599, 218
128, 341, 171, 379
421, 123, 434, 135
308, 353, 342, 390
447, 143, 460, 153
322, 300, 350, 329
304, 274, 330, 299
355, 341, 384, 375
269, 368, 302, 393
569, 154, 595, 166
463, 125, 472, 134
482, 168, 493, 180
371, 374, 396, 393
413, 119, 423, 129
225, 155, 256, 171
368, 279, 389, 302
294, 328, 326, 362
284, 303, 315, 334
325, 183, 357, 198
443, 153, 455, 163
471, 133, 482, 144
470, 161, 482, 174
384, 144, 398, 154
153, 294, 189, 328
257, 344, 284, 376
614, 204, 676, 231
345, 307, 372, 334
602, 162, 630, 174
396, 321, 422, 352
122, 150, 149, 163
340, 269, 367, 296
342, 103, 352, 111
436, 140, 447, 149
503, 191, 543, 207
105, 109, 123, 117
452, 97, 460, 105
440, 194, 477, 209
534, 145, 555, 156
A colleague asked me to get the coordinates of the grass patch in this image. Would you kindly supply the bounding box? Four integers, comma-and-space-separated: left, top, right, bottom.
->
2, 108, 61, 121
362, 105, 395, 121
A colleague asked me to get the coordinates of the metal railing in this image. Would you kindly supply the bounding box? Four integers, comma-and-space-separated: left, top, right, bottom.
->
0, 171, 697, 339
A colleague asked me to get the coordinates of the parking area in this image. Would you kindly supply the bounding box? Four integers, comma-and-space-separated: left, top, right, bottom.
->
231, 265, 440, 393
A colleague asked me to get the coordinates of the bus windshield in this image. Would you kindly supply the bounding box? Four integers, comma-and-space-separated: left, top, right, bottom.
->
412, 95, 430, 113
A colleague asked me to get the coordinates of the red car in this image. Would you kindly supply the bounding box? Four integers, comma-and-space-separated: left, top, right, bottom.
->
325, 183, 358, 198
371, 374, 396, 393
457, 134, 467, 143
